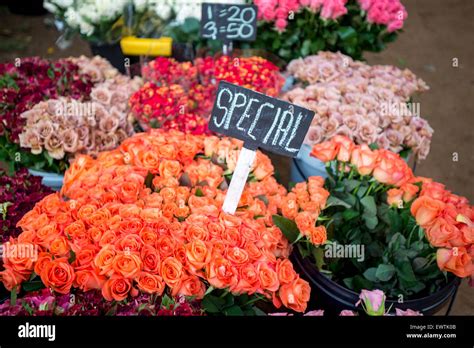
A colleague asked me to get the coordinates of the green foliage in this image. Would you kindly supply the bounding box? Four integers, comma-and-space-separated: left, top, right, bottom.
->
202, 289, 266, 316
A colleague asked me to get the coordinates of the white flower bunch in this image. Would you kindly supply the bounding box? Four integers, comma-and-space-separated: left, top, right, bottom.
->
45, 0, 129, 40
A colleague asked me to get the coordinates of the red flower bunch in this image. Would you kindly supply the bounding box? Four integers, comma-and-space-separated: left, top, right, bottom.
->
0, 168, 53, 243
0, 57, 94, 142
131, 56, 284, 135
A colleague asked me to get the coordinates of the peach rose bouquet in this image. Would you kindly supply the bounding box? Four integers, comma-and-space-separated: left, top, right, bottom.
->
1, 130, 313, 315
313, 136, 471, 297
275, 135, 472, 302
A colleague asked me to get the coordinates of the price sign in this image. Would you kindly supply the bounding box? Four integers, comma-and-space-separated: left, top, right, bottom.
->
209, 81, 315, 214
200, 3, 258, 43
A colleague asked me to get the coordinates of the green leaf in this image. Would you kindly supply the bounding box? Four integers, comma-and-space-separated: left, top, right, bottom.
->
300, 39, 312, 56
22, 280, 45, 292
68, 250, 76, 264
337, 26, 357, 41
362, 213, 378, 229
272, 215, 301, 244
360, 196, 376, 216
311, 247, 325, 270
363, 267, 377, 282
412, 257, 429, 272
375, 264, 396, 281
224, 305, 244, 316
342, 209, 359, 221
202, 295, 225, 313
195, 187, 204, 197
396, 261, 417, 282
326, 195, 352, 209
144, 172, 154, 190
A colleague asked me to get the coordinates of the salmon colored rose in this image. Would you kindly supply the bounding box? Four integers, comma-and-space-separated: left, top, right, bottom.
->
102, 275, 132, 301
332, 135, 354, 162
0, 267, 24, 291
437, 247, 473, 278
185, 240, 211, 272
34, 252, 53, 276
94, 244, 117, 276
74, 270, 106, 291
387, 188, 404, 207
257, 263, 280, 292
279, 277, 311, 313
141, 245, 161, 273
277, 259, 297, 284
411, 196, 445, 226
172, 274, 205, 299
136, 272, 165, 295
308, 226, 327, 245
112, 253, 142, 278
207, 257, 238, 289
425, 218, 460, 248
161, 257, 183, 288
311, 140, 339, 162
373, 150, 412, 186
159, 159, 182, 179
350, 144, 378, 176
40, 258, 75, 294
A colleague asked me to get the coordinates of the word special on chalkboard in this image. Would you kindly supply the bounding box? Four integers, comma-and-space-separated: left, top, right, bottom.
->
208, 81, 315, 157
200, 3, 258, 42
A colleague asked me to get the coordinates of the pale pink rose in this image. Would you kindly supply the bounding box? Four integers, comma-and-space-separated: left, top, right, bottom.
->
91, 86, 112, 105
99, 116, 120, 133
376, 133, 390, 150
35, 120, 55, 139
304, 309, 324, 316
343, 114, 361, 131
61, 129, 79, 153
385, 129, 403, 148
19, 130, 43, 155
339, 310, 357, 316
356, 121, 378, 144
395, 308, 423, 316
304, 126, 323, 145
356, 289, 386, 316
320, 0, 348, 19
44, 133, 65, 160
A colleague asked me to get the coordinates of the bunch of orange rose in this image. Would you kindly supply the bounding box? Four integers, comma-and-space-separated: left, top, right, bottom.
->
311, 135, 473, 279
1, 130, 314, 313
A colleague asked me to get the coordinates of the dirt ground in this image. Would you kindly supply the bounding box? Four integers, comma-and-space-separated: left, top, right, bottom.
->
0, 0, 472, 314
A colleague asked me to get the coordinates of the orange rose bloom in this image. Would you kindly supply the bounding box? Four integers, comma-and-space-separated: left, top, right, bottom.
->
411, 196, 445, 226
233, 263, 260, 294
295, 212, 316, 236
159, 160, 182, 179
425, 218, 460, 248
40, 258, 75, 294
281, 193, 299, 220
161, 257, 184, 288
308, 226, 327, 245
112, 253, 142, 278
2, 241, 35, 280
117, 181, 141, 204
141, 245, 161, 274
226, 247, 250, 265
373, 149, 412, 186
185, 240, 211, 272
34, 252, 53, 276
387, 188, 404, 207
136, 272, 165, 295
207, 256, 238, 289
332, 135, 354, 162
401, 183, 419, 202
0, 267, 24, 291
437, 247, 473, 278
171, 275, 205, 299
50, 236, 71, 257
311, 140, 339, 162
277, 259, 297, 284
94, 244, 117, 276
74, 270, 106, 291
257, 263, 280, 292
278, 277, 311, 313
102, 275, 132, 301
350, 144, 379, 176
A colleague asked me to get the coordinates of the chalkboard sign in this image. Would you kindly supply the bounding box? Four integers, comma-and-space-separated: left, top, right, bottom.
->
200, 3, 258, 42
209, 81, 315, 157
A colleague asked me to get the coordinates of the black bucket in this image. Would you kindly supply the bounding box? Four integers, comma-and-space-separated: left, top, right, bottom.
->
292, 247, 461, 316
90, 42, 134, 74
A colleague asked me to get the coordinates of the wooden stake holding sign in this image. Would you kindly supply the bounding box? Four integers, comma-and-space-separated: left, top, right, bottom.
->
209, 81, 315, 214
200, 3, 258, 55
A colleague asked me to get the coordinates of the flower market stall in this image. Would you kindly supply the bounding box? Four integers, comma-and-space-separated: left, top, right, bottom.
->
0, 1, 472, 344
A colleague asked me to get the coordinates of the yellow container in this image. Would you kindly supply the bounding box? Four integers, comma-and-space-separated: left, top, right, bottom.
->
120, 36, 173, 56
